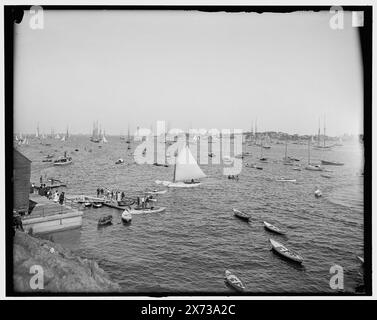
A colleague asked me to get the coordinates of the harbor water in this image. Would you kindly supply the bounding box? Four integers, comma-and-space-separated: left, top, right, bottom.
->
19, 136, 364, 293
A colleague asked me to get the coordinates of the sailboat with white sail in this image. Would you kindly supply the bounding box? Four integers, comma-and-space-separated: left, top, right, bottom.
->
156, 144, 206, 188
102, 130, 108, 143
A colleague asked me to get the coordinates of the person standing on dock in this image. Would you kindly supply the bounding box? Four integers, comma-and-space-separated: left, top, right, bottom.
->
53, 191, 59, 203
59, 192, 65, 205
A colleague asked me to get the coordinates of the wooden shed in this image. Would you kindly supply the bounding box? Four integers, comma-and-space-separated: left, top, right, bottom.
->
13, 148, 31, 214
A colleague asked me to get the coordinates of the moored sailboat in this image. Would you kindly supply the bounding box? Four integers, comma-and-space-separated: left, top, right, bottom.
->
305, 138, 322, 171
90, 121, 101, 143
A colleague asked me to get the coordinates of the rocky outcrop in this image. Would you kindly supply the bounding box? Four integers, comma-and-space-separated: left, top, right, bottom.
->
13, 231, 120, 292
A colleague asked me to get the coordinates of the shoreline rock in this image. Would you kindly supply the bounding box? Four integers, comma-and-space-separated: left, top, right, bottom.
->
13, 231, 121, 292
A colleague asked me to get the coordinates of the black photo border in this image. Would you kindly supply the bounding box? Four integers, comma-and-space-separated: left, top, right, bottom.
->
4, 5, 372, 297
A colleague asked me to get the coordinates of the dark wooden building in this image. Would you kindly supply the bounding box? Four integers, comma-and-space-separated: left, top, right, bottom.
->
13, 148, 31, 214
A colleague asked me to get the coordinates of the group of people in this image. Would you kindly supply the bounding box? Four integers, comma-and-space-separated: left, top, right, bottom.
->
228, 175, 239, 180
96, 188, 126, 201
39, 186, 65, 205
136, 195, 154, 209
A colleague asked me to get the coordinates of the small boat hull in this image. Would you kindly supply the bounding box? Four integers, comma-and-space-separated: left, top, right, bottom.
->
121, 210, 132, 223
321, 160, 344, 166
224, 270, 245, 292
53, 160, 72, 166
264, 221, 285, 235
98, 216, 113, 226
167, 182, 201, 188
129, 207, 166, 215
145, 190, 167, 195
270, 239, 303, 264
276, 178, 296, 182
305, 165, 322, 171
232, 209, 250, 221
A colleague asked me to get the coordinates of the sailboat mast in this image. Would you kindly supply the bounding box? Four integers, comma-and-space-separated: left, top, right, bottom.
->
323, 115, 326, 147
317, 118, 320, 146
285, 138, 288, 159
308, 138, 311, 164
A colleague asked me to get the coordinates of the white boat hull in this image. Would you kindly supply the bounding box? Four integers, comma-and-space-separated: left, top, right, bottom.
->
121, 211, 132, 222
168, 182, 201, 188
53, 161, 72, 166
129, 207, 166, 214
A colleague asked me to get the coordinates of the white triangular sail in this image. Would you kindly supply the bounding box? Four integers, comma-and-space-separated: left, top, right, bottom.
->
174, 145, 206, 182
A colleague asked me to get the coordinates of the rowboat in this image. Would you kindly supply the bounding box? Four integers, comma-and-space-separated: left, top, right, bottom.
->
84, 202, 92, 207
232, 208, 251, 221
321, 160, 344, 166
145, 189, 167, 195
117, 199, 135, 206
93, 202, 102, 208
270, 239, 303, 264
276, 178, 296, 182
121, 209, 132, 223
357, 256, 364, 265
224, 270, 245, 292
53, 156, 72, 166
305, 164, 322, 171
128, 206, 166, 215
98, 215, 113, 226
263, 221, 285, 235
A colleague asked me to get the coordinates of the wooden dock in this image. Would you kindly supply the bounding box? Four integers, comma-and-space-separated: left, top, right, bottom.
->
23, 194, 83, 234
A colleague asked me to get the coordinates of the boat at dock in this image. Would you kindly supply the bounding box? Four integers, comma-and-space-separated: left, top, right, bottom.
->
263, 221, 285, 235
232, 208, 251, 221
224, 270, 245, 292
93, 202, 103, 208
270, 239, 303, 264
121, 209, 132, 223
117, 199, 135, 207
128, 206, 166, 215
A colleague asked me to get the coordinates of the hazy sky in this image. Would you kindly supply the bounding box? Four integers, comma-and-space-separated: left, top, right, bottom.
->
14, 10, 363, 136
